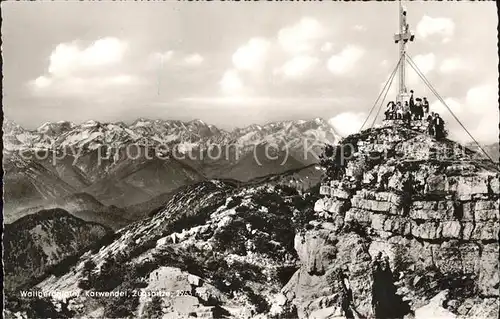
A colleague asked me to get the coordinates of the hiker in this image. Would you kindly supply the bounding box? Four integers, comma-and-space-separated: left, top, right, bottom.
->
403, 101, 411, 126
339, 266, 355, 319
422, 97, 429, 115
415, 98, 423, 120
371, 253, 383, 316
434, 113, 445, 139
385, 101, 395, 120
427, 112, 435, 136
409, 90, 415, 117
395, 101, 403, 120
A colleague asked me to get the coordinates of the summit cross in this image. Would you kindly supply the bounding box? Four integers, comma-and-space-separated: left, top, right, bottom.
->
393, 0, 415, 103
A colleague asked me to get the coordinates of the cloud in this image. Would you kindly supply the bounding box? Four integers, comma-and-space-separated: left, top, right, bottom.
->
321, 42, 334, 53
327, 46, 365, 75
278, 55, 319, 79
429, 85, 498, 144
31, 74, 141, 97
429, 97, 462, 115
439, 57, 467, 73
353, 25, 367, 32
278, 17, 325, 54
328, 112, 366, 136
184, 53, 204, 66
412, 53, 436, 74
416, 16, 455, 42
232, 38, 271, 71
48, 37, 127, 77
30, 37, 140, 97
408, 53, 436, 86
468, 112, 500, 144
34, 76, 52, 89
465, 84, 497, 114
156, 51, 175, 61
220, 69, 244, 95
178, 96, 355, 108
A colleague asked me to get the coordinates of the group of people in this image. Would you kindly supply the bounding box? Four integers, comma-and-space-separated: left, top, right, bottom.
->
384, 89, 446, 139
384, 90, 429, 121
427, 111, 446, 139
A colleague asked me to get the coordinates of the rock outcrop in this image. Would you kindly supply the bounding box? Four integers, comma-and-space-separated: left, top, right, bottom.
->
280, 124, 499, 318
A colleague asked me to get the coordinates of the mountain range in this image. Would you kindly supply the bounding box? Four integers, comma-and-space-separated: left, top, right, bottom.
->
3, 117, 339, 225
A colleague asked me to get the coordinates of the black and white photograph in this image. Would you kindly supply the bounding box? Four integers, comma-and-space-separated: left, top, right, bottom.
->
2, 1, 499, 318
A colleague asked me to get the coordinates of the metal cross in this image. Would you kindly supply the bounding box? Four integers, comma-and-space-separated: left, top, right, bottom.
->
393, 0, 415, 102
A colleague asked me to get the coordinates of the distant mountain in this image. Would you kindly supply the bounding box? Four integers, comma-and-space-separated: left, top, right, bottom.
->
10, 193, 132, 230
217, 143, 305, 182
37, 121, 76, 137
3, 117, 341, 156
3, 117, 338, 226
127, 163, 324, 220
466, 142, 499, 162
82, 147, 205, 207
4, 208, 112, 291
2, 152, 78, 219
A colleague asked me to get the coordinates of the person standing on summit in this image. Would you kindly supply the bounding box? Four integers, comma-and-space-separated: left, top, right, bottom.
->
385, 101, 395, 120
395, 101, 403, 120
409, 90, 415, 119
427, 112, 435, 136
415, 98, 423, 120
422, 97, 430, 115
434, 113, 445, 139
403, 101, 411, 127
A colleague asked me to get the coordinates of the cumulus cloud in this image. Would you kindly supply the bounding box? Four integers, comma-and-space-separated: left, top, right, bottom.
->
278, 17, 325, 54
31, 74, 140, 97
155, 50, 175, 61
278, 55, 319, 79
416, 16, 455, 42
429, 85, 498, 144
429, 97, 462, 115
232, 38, 270, 71
465, 84, 497, 114
220, 69, 244, 95
147, 50, 175, 69
321, 42, 334, 53
184, 53, 204, 66
29, 37, 141, 97
468, 112, 500, 144
34, 76, 52, 89
353, 25, 367, 32
412, 53, 436, 74
47, 37, 127, 77
328, 112, 366, 136
439, 57, 467, 73
327, 46, 365, 75
408, 53, 436, 86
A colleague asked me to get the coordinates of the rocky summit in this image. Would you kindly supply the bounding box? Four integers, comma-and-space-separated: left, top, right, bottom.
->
277, 121, 499, 318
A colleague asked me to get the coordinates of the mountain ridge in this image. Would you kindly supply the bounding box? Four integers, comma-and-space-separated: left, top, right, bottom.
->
3, 117, 341, 151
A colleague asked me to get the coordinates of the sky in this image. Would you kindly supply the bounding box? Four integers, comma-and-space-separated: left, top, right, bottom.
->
2, 1, 499, 143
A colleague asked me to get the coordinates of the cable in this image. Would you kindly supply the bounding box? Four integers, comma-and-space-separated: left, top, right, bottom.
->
405, 54, 498, 168
360, 55, 404, 132
361, 55, 402, 131
370, 61, 399, 129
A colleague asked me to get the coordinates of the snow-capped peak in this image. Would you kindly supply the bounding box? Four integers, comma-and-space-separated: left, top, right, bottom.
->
314, 117, 325, 125
81, 120, 100, 128
188, 119, 206, 126
37, 122, 52, 131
